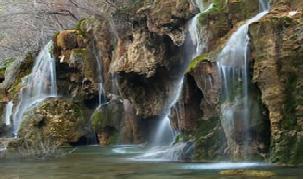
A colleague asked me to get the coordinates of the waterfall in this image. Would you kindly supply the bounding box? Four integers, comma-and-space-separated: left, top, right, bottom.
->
4, 101, 13, 126
136, 2, 210, 161
152, 11, 207, 147
217, 0, 269, 157
13, 41, 57, 136
152, 79, 184, 146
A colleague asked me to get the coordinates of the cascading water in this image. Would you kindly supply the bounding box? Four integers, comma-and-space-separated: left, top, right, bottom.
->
4, 101, 13, 126
13, 41, 57, 136
151, 79, 184, 146
91, 40, 106, 106
217, 0, 269, 157
134, 2, 211, 161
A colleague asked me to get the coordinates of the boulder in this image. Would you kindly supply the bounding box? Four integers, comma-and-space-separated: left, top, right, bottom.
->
18, 98, 90, 147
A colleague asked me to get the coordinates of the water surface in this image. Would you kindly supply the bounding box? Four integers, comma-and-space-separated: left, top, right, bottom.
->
0, 145, 302, 179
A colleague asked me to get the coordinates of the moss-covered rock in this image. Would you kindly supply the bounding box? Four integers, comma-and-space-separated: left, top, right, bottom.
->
187, 54, 210, 72
0, 58, 14, 83
91, 98, 124, 145
18, 98, 90, 147
219, 169, 276, 177
5, 53, 35, 101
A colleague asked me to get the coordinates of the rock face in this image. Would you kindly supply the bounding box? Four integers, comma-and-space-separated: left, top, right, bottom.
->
111, 29, 166, 78
108, 0, 195, 118
142, 0, 194, 45
18, 98, 90, 147
249, 4, 302, 164
54, 29, 101, 108
120, 99, 144, 144
91, 97, 144, 145
111, 29, 183, 117
91, 98, 123, 145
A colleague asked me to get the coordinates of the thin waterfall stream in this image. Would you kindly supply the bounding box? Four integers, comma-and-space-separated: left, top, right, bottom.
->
12, 41, 57, 136
4, 101, 13, 126
91, 39, 106, 106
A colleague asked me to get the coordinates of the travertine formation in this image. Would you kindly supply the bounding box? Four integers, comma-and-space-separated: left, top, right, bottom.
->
0, 0, 302, 165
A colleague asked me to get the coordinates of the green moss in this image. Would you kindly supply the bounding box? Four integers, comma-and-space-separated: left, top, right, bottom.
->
108, 132, 119, 144
212, 0, 227, 11
173, 133, 193, 144
91, 110, 112, 132
219, 170, 275, 177
70, 48, 96, 80
0, 58, 14, 78
187, 53, 209, 72
72, 48, 88, 57
193, 116, 227, 161
75, 18, 93, 37
8, 53, 34, 99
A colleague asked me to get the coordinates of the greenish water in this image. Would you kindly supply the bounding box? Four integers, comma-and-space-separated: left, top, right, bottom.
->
0, 145, 302, 179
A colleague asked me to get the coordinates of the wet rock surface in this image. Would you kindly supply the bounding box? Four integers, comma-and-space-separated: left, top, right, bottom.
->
18, 98, 91, 147
249, 4, 302, 164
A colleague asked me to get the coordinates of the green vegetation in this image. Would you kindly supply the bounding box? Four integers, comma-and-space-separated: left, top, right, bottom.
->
8, 53, 34, 99
91, 110, 108, 131
219, 170, 275, 177
187, 53, 209, 72
0, 58, 14, 78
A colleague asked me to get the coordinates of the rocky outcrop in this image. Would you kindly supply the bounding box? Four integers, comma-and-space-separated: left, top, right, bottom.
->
1, 54, 35, 101
111, 26, 183, 117
54, 29, 101, 108
108, 0, 197, 118
249, 5, 302, 164
173, 62, 226, 160
111, 29, 166, 78
140, 0, 195, 45
197, 0, 260, 51
92, 97, 145, 145
18, 98, 91, 147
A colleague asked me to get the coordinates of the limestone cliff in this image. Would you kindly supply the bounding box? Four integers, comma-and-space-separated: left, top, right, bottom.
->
249, 1, 302, 164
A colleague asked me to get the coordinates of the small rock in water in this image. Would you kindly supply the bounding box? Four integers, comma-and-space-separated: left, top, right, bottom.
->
219, 169, 276, 177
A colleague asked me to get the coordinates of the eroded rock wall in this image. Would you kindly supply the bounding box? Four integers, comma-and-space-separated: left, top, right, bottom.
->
249, 2, 302, 164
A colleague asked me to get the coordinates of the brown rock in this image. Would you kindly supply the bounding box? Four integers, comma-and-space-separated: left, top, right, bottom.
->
18, 98, 90, 147
249, 7, 302, 164
56, 30, 78, 50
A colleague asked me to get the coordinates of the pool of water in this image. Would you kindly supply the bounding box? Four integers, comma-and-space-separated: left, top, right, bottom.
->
0, 145, 302, 179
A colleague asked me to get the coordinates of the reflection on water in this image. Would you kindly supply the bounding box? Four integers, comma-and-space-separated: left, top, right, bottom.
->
0, 145, 302, 179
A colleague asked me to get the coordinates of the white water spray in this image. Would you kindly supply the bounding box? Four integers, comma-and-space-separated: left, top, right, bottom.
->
13, 41, 57, 136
